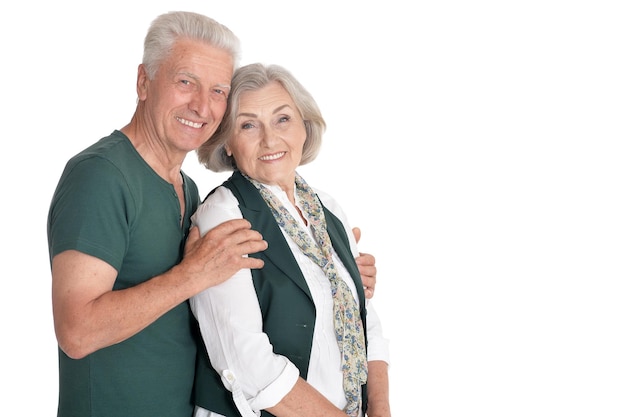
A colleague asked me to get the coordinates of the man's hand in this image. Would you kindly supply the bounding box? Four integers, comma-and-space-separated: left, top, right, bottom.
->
182, 219, 267, 293
353, 227, 376, 299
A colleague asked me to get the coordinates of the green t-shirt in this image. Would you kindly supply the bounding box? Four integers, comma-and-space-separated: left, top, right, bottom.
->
48, 130, 200, 417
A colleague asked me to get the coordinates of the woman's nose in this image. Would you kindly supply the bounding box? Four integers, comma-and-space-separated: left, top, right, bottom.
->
260, 126, 279, 146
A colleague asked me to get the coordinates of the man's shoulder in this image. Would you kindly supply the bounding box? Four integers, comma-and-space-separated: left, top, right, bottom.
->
71, 130, 131, 162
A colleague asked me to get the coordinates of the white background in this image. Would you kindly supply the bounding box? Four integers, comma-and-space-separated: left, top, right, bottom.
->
2, 0, 625, 415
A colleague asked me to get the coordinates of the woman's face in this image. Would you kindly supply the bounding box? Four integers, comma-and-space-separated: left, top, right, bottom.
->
226, 81, 306, 191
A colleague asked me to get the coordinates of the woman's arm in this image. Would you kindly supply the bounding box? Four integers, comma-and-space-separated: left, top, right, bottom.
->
266, 378, 347, 417
317, 189, 392, 416
365, 361, 392, 417
190, 187, 299, 411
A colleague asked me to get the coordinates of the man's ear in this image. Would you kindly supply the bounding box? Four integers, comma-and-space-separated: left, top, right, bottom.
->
136, 64, 149, 100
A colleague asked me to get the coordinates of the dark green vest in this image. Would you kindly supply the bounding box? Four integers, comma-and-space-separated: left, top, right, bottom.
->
193, 171, 368, 416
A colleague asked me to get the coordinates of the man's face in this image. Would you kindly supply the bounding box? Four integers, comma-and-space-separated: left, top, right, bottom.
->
139, 38, 234, 155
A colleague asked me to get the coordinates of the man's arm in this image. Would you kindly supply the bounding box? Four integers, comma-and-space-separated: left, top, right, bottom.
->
52, 219, 266, 359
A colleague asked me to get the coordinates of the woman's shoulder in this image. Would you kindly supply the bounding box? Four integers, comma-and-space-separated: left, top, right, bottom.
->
192, 186, 243, 235
314, 187, 345, 217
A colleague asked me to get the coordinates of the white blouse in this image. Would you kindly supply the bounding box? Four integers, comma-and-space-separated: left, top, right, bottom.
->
190, 183, 390, 417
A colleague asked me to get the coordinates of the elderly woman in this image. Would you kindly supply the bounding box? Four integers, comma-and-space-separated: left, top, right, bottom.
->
190, 63, 391, 417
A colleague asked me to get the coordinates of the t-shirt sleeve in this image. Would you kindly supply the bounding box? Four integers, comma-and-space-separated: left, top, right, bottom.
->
48, 156, 134, 271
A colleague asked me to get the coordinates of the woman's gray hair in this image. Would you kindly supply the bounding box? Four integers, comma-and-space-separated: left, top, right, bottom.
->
142, 11, 241, 79
197, 63, 326, 172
